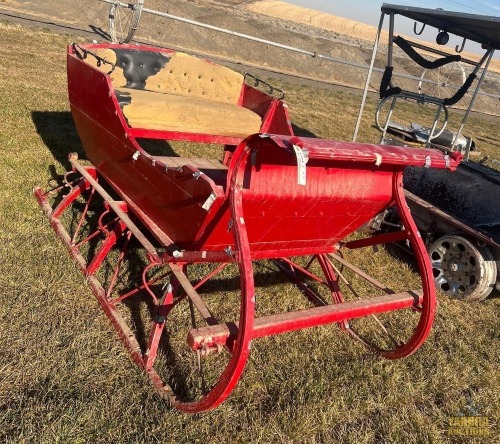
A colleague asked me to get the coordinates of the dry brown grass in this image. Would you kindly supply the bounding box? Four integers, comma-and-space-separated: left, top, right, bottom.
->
0, 21, 499, 443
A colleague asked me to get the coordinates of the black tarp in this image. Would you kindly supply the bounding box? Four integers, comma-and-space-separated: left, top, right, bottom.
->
381, 3, 500, 49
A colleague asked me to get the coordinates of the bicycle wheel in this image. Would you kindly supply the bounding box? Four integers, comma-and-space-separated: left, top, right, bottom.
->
418, 61, 466, 101
109, 0, 144, 43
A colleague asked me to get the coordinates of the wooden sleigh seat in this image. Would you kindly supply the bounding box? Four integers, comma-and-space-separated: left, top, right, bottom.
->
84, 48, 282, 141
152, 155, 228, 187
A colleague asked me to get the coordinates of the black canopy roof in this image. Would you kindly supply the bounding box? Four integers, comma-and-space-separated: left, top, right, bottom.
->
381, 3, 500, 49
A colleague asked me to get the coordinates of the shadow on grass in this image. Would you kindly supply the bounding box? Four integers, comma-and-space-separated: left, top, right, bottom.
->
88, 25, 111, 42
291, 123, 318, 138
32, 111, 179, 170
136, 138, 178, 157
32, 111, 85, 171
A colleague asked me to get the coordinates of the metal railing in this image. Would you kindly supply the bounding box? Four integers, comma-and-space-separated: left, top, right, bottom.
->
100, 0, 500, 103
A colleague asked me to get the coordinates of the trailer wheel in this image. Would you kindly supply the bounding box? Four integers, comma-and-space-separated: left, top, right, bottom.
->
109, 0, 144, 43
429, 235, 496, 301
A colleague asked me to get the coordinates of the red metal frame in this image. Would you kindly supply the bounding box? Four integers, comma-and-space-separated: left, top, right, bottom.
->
34, 139, 453, 412
33, 43, 462, 413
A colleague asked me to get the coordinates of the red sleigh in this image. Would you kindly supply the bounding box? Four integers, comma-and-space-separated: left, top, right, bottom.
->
35, 42, 460, 412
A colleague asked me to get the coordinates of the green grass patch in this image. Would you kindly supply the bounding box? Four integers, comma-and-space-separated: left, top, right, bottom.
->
0, 21, 499, 443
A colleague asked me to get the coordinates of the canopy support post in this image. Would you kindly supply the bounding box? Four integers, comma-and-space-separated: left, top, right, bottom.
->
352, 12, 386, 142
456, 48, 495, 160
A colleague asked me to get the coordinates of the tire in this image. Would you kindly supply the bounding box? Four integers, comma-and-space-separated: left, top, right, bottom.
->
429, 234, 497, 301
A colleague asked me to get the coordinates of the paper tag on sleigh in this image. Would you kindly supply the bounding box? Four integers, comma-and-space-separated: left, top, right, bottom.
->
292, 144, 309, 186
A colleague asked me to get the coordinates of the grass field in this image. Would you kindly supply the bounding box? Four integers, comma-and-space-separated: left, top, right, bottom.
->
0, 21, 499, 443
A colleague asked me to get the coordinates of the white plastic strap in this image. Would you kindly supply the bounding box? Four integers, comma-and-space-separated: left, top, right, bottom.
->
292, 144, 309, 185
424, 156, 432, 168
444, 155, 450, 169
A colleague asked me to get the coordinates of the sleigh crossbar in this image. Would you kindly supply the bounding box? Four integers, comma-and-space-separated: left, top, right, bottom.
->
187, 290, 423, 351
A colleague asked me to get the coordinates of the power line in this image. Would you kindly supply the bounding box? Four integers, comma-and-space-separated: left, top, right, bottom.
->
473, 0, 500, 14
440, 0, 497, 15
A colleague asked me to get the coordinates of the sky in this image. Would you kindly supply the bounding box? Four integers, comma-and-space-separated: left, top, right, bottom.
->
287, 0, 500, 54
286, 0, 500, 24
